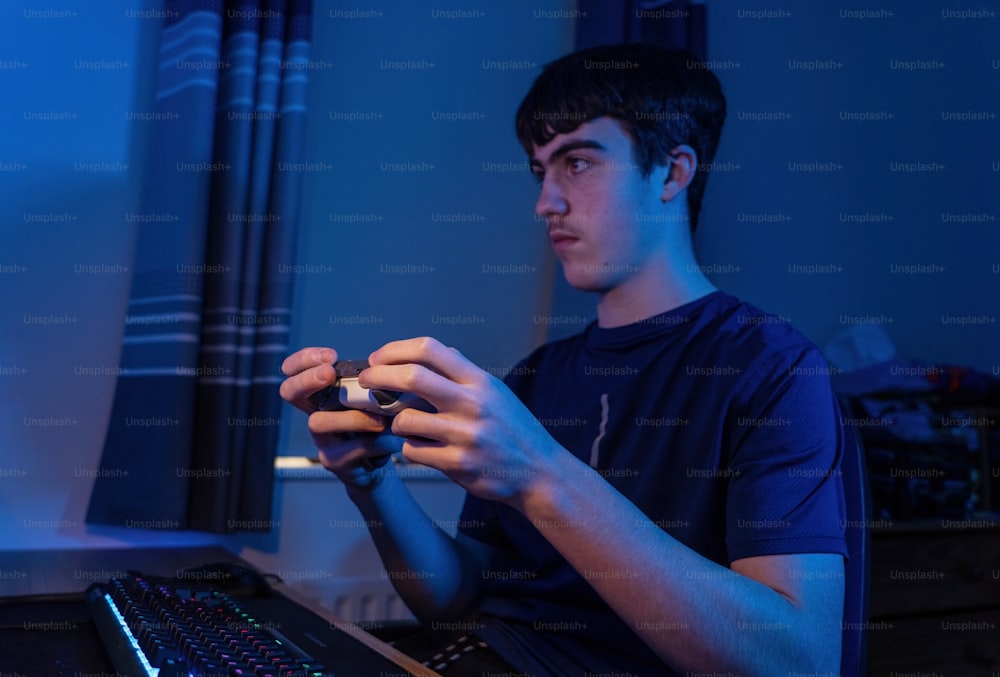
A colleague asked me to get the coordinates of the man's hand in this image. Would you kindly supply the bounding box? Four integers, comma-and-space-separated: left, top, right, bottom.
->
282, 344, 495, 620
279, 347, 402, 487
361, 336, 569, 507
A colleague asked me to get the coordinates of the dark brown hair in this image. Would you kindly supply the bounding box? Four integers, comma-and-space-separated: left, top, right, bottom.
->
516, 44, 727, 230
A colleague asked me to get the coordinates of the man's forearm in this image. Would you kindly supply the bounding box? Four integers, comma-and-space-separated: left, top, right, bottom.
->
345, 467, 485, 622
518, 455, 842, 675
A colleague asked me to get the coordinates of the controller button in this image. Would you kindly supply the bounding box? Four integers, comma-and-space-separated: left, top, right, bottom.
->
371, 389, 401, 406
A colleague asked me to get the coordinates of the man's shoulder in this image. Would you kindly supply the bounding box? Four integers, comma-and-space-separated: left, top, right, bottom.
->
706, 293, 824, 372
711, 294, 814, 349
507, 292, 825, 378
699, 295, 843, 400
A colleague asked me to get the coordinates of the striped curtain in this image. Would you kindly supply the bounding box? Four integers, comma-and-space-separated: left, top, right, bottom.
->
87, 0, 312, 533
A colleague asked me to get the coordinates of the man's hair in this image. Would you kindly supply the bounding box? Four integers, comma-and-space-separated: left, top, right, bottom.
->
515, 43, 727, 231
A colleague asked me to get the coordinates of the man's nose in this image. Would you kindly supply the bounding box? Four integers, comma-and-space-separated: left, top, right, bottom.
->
535, 175, 568, 218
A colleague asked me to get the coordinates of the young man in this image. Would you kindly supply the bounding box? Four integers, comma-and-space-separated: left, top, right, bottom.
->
281, 44, 847, 675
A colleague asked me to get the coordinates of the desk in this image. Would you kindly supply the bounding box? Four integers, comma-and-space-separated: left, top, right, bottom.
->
0, 546, 440, 676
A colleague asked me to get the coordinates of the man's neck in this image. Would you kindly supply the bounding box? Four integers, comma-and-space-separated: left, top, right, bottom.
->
594, 253, 717, 329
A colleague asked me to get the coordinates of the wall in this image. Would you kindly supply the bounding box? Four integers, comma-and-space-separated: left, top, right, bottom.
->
0, 0, 577, 566
545, 3, 1000, 377
265, 0, 577, 611
280, 0, 578, 456
0, 1, 227, 550
5, 0, 992, 583
692, 2, 999, 373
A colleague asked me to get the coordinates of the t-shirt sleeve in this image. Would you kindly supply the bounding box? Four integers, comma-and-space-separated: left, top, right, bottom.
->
724, 344, 848, 562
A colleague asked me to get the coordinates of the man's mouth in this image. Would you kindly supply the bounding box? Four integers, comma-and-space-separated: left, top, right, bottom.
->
548, 230, 579, 251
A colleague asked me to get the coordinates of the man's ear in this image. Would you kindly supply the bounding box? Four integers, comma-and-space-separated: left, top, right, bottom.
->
660, 144, 697, 204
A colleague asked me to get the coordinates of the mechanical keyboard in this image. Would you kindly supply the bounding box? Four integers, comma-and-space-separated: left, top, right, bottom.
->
84, 570, 421, 676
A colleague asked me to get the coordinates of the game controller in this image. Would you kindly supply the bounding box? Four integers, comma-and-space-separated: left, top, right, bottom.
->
309, 359, 435, 416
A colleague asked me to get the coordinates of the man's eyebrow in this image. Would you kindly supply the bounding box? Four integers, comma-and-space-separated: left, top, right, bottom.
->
530, 139, 608, 170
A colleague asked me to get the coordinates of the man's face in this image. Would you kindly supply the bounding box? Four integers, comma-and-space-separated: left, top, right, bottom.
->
529, 117, 669, 293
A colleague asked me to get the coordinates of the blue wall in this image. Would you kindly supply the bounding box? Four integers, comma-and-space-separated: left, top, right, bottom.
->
695, 4, 1000, 372
1, 1, 996, 550
0, 1, 221, 549
550, 3, 999, 376
280, 0, 578, 455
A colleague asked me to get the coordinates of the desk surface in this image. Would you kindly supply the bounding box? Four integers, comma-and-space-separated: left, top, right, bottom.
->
0, 545, 241, 598
0, 546, 440, 676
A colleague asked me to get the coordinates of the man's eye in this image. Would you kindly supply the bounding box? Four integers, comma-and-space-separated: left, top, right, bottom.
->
567, 157, 591, 174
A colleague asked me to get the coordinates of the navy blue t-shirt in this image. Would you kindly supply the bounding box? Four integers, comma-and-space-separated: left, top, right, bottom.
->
458, 291, 848, 675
